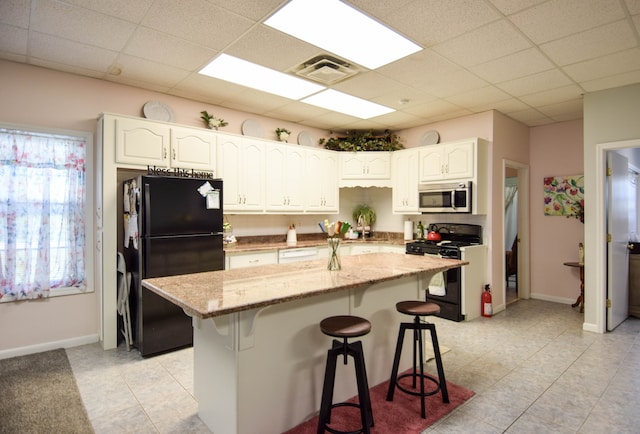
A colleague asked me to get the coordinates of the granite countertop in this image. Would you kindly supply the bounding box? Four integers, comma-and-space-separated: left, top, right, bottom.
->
142, 252, 467, 319
224, 232, 408, 253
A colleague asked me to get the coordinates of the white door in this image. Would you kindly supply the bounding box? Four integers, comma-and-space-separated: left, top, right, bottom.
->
607, 151, 630, 330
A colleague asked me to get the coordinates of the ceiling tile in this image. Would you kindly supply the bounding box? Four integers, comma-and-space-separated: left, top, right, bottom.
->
264, 101, 331, 124
487, 0, 548, 16
218, 88, 292, 114
518, 84, 583, 106
383, 0, 500, 46
0, 24, 27, 55
509, 0, 626, 43
422, 69, 489, 98
540, 20, 636, 66
627, 0, 640, 15
332, 71, 411, 100
225, 25, 319, 71
29, 32, 117, 72
563, 48, 640, 83
207, 0, 284, 21
536, 98, 583, 116
580, 70, 640, 92
376, 50, 460, 89
0, 0, 30, 28
447, 85, 512, 109
31, 0, 136, 51
124, 27, 217, 70
432, 19, 532, 67
113, 54, 190, 88
142, 0, 255, 50
497, 69, 574, 96
62, 0, 154, 23
470, 48, 554, 83
403, 99, 465, 118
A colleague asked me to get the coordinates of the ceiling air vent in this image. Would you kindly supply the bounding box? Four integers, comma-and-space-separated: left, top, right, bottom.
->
293, 55, 360, 85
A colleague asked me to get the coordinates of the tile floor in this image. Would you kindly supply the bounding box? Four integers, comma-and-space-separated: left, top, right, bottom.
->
65, 299, 640, 434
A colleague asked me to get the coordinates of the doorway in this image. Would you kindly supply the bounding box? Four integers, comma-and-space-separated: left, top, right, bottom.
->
503, 160, 530, 306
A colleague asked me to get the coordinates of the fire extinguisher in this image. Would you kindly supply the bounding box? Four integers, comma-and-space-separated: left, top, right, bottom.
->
481, 284, 493, 317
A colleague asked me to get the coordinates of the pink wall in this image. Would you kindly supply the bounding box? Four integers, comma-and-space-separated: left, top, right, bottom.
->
529, 119, 584, 303
0, 60, 325, 353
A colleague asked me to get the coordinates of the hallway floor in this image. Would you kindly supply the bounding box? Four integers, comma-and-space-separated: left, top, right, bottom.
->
65, 299, 640, 433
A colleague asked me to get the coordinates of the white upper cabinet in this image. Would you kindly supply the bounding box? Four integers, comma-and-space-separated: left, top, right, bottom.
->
419, 141, 474, 182
392, 148, 419, 214
170, 126, 216, 171
114, 116, 216, 172
339, 152, 392, 187
265, 143, 305, 212
217, 134, 265, 212
305, 148, 339, 213
115, 117, 171, 167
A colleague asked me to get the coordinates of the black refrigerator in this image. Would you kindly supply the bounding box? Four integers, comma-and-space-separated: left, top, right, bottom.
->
123, 175, 224, 357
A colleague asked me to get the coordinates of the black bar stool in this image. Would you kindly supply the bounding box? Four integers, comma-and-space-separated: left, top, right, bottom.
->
317, 315, 374, 434
386, 301, 449, 418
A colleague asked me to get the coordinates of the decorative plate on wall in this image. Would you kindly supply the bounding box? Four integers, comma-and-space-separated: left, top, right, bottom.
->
241, 119, 263, 138
142, 101, 175, 122
297, 131, 316, 147
421, 130, 440, 146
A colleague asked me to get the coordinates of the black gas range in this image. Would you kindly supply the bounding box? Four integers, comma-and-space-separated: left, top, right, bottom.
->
405, 223, 482, 259
405, 223, 482, 321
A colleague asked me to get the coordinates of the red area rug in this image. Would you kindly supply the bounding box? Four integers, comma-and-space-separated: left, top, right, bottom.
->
284, 372, 474, 433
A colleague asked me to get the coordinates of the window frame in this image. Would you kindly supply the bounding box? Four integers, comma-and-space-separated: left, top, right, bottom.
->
0, 122, 94, 301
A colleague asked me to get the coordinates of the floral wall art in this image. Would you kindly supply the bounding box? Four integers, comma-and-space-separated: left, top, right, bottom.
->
543, 175, 584, 222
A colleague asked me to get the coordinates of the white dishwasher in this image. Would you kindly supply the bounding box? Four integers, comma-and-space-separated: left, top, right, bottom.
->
278, 247, 319, 264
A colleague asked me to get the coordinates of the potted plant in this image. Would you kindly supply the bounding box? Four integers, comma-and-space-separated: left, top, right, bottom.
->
200, 110, 228, 130
319, 130, 404, 151
352, 204, 376, 237
276, 127, 291, 143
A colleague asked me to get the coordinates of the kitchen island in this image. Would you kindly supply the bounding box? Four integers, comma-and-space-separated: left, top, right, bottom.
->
142, 252, 466, 434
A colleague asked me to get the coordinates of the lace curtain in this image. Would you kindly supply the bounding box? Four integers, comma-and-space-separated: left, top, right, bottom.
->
0, 128, 86, 300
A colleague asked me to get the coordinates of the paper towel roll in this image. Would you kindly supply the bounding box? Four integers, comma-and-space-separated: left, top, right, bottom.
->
404, 220, 414, 240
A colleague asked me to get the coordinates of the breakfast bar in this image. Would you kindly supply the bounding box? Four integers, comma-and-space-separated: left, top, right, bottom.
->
142, 252, 466, 434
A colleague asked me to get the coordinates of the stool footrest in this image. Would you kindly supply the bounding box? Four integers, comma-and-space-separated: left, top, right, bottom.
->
396, 372, 440, 397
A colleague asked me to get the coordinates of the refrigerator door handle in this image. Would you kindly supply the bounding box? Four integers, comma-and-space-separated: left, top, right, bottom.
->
144, 182, 151, 236
143, 233, 222, 240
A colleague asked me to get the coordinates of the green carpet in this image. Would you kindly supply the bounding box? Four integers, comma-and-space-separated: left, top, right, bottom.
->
0, 348, 94, 433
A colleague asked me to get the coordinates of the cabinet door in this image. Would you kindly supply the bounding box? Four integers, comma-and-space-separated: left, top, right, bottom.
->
306, 149, 339, 212
392, 149, 419, 213
170, 126, 216, 171
217, 135, 243, 210
444, 141, 474, 179
241, 139, 265, 211
265, 144, 305, 212
115, 117, 170, 166
418, 145, 445, 182
340, 153, 367, 179
227, 250, 278, 269
364, 153, 391, 179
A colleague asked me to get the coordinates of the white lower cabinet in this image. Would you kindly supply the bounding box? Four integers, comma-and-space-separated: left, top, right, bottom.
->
226, 250, 278, 270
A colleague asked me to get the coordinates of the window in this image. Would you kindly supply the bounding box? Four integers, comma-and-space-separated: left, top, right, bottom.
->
0, 125, 93, 301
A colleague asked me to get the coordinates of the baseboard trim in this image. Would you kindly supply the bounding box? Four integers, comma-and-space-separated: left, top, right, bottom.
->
0, 334, 100, 360
530, 293, 575, 305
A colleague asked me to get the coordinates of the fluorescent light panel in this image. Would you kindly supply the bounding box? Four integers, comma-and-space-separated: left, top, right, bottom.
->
264, 0, 421, 70
301, 89, 394, 119
199, 54, 324, 100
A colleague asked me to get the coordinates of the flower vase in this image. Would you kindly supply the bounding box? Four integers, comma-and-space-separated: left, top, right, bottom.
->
327, 237, 341, 271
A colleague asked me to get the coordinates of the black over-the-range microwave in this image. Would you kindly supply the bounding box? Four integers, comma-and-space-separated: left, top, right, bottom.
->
418, 181, 472, 213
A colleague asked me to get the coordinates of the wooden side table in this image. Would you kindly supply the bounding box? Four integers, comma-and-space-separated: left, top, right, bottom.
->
564, 261, 584, 313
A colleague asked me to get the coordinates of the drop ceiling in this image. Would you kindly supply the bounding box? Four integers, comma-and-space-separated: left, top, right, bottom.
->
1, 0, 639, 131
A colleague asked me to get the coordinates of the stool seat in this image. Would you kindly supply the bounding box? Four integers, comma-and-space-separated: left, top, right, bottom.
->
320, 315, 371, 338
396, 301, 440, 317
